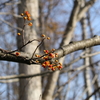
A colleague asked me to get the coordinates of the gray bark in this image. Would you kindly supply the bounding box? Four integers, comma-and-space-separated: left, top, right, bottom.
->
81, 16, 92, 100
43, 0, 97, 100
17, 0, 41, 100
81, 14, 93, 100
80, 0, 93, 99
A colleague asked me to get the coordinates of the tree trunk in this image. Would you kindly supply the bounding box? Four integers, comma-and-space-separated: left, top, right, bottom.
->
17, 0, 41, 100
81, 15, 93, 100
42, 0, 97, 100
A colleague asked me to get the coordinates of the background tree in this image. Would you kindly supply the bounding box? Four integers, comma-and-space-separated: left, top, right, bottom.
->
0, 0, 100, 100
17, 0, 41, 100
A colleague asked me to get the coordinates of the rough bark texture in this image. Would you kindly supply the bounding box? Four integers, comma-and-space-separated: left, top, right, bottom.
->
88, 12, 100, 99
0, 36, 100, 64
42, 0, 97, 100
81, 16, 93, 100
17, 0, 41, 100
80, 1, 93, 99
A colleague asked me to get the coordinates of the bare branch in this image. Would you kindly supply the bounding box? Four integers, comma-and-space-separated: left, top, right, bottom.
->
60, 0, 81, 46
0, 79, 19, 83
0, 18, 22, 31
55, 36, 100, 60
78, 0, 97, 21
64, 51, 100, 68
0, 60, 99, 82
85, 87, 100, 100
0, 12, 21, 18
0, 71, 53, 80
0, 36, 100, 64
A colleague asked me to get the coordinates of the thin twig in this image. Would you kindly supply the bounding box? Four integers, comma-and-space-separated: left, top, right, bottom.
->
8, 39, 40, 53
0, 71, 53, 80
31, 38, 45, 59
21, 20, 26, 45
85, 87, 100, 100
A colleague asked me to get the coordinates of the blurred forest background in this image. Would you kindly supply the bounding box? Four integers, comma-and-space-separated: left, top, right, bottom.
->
0, 0, 100, 100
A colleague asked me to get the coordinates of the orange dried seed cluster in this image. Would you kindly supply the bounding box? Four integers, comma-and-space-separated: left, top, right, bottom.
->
28, 22, 33, 26
19, 11, 62, 71
41, 34, 46, 37
21, 11, 32, 20
35, 54, 41, 57
18, 11, 33, 36
49, 53, 55, 58
44, 50, 49, 54
24, 11, 31, 17
24, 17, 27, 20
35, 49, 63, 71
41, 60, 63, 71
20, 13, 24, 16
43, 56, 48, 60
20, 11, 32, 25
27, 17, 32, 21
17, 33, 21, 35
15, 52, 20, 56
52, 49, 55, 51
47, 37, 50, 40
41, 34, 51, 41
36, 60, 39, 63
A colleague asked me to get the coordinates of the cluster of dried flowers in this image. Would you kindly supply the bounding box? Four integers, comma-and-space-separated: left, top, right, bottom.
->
17, 11, 33, 36
15, 11, 63, 71
35, 49, 63, 71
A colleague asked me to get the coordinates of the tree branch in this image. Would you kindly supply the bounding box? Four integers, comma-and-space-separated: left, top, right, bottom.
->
0, 36, 100, 64
55, 35, 100, 60
85, 87, 100, 100
0, 60, 99, 82
78, 0, 97, 21
0, 71, 53, 80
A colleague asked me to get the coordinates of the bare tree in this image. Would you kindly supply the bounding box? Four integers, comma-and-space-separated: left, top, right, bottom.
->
17, 0, 41, 100
0, 0, 100, 100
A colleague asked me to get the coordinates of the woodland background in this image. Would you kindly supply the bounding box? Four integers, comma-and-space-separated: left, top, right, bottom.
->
0, 0, 100, 100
